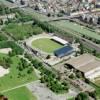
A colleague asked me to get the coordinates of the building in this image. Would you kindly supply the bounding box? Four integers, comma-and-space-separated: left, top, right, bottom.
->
66, 53, 100, 80
52, 36, 68, 45
54, 46, 74, 58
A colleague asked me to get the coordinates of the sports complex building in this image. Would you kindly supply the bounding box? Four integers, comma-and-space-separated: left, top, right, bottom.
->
26, 34, 75, 58
66, 53, 100, 80
52, 36, 74, 57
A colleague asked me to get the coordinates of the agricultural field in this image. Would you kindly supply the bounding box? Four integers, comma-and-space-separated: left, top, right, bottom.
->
32, 38, 63, 53
3, 23, 43, 40
50, 20, 100, 41
4, 86, 37, 100
0, 53, 38, 91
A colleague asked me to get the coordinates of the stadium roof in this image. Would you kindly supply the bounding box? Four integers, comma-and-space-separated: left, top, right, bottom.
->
52, 36, 68, 45
54, 46, 74, 57
66, 53, 100, 73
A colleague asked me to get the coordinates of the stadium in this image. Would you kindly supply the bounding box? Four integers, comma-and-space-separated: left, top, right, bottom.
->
26, 34, 74, 57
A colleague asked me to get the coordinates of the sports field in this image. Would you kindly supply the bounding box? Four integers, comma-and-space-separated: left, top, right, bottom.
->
4, 86, 37, 100
50, 20, 100, 40
32, 38, 63, 53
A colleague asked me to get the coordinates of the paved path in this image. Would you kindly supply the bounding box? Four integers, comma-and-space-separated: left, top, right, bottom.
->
1, 81, 38, 93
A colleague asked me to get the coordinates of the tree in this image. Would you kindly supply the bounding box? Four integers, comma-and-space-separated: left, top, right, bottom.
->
79, 43, 84, 54
47, 13, 51, 17
34, 5, 39, 11
27, 67, 33, 74
92, 49, 96, 56
75, 92, 89, 100
89, 17, 93, 24
46, 55, 51, 59
69, 74, 75, 79
20, 0, 25, 5
0, 20, 3, 25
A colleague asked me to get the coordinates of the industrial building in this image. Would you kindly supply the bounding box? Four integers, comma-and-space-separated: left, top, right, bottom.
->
66, 53, 100, 80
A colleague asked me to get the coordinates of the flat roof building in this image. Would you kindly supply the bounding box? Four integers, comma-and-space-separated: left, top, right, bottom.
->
66, 53, 100, 80
54, 46, 74, 58
52, 36, 68, 45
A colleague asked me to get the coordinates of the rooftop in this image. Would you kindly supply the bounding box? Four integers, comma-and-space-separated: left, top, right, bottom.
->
52, 36, 68, 45
66, 53, 100, 73
54, 46, 74, 57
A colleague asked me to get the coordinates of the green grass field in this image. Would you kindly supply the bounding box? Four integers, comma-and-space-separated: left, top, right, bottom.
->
3, 23, 43, 40
4, 86, 37, 100
32, 38, 63, 53
50, 20, 100, 40
94, 77, 100, 86
0, 53, 38, 91
90, 82, 100, 99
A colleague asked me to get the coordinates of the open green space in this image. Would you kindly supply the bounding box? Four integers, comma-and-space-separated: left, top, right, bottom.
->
50, 20, 100, 40
4, 86, 37, 100
32, 38, 63, 53
3, 23, 43, 40
90, 82, 100, 99
0, 53, 38, 91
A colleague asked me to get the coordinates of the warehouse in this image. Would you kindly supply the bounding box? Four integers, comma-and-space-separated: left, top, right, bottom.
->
66, 54, 100, 80
54, 46, 74, 58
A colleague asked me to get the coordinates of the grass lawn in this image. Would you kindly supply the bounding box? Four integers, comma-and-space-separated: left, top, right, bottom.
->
50, 20, 100, 40
95, 80, 100, 86
90, 82, 100, 99
94, 77, 100, 86
0, 53, 38, 91
32, 38, 63, 53
3, 23, 43, 40
4, 86, 37, 100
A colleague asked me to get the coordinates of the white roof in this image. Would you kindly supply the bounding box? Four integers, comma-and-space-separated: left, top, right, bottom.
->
52, 36, 68, 45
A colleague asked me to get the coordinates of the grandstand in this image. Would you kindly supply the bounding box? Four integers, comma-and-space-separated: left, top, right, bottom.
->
54, 46, 74, 58
52, 36, 68, 45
